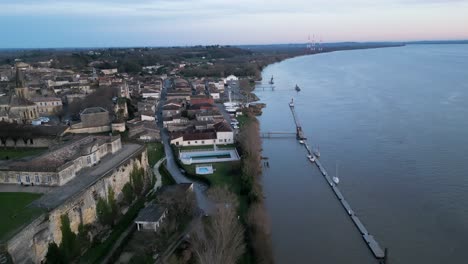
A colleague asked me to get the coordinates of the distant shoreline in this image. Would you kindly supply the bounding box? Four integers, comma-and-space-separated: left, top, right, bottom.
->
1, 40, 467, 51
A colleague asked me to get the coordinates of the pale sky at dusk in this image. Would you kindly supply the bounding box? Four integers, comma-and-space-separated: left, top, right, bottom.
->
1, 0, 468, 48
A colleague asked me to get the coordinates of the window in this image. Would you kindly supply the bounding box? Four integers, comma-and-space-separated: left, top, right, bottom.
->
16, 174, 20, 183
25, 175, 30, 183
188, 142, 190, 145
87, 156, 91, 164
47, 176, 52, 183
195, 141, 198, 143
4, 175, 9, 183
35, 175, 40, 183
202, 141, 205, 144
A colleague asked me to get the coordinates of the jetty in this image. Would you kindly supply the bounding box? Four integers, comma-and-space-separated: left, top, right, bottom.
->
288, 100, 386, 261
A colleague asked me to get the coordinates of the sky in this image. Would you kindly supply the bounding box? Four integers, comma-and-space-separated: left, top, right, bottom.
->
1, 0, 468, 48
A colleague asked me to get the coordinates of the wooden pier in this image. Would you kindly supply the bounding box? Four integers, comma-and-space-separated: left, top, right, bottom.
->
260, 131, 296, 138
288, 101, 386, 260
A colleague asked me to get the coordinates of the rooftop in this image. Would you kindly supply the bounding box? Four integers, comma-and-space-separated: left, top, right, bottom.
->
81, 107, 108, 115
135, 204, 167, 223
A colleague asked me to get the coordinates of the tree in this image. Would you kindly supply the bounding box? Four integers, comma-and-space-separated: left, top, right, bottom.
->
122, 182, 134, 204
45, 242, 64, 264
96, 197, 112, 226
131, 165, 144, 195
191, 187, 245, 264
59, 214, 78, 260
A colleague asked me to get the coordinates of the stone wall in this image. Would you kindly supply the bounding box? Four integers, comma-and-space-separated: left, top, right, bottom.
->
68, 125, 111, 134
0, 137, 54, 148
6, 147, 149, 264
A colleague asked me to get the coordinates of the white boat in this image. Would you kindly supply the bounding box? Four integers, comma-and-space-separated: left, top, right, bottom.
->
314, 145, 321, 157
289, 98, 294, 107
333, 176, 340, 185
333, 162, 340, 185
299, 140, 304, 144
307, 154, 316, 163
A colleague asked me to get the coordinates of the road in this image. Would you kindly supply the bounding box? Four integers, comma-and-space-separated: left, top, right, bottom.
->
157, 79, 213, 214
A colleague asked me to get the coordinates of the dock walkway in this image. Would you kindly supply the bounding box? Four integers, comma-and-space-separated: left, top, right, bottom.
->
289, 102, 385, 260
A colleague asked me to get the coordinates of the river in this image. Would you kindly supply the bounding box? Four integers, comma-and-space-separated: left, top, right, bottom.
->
257, 44, 468, 264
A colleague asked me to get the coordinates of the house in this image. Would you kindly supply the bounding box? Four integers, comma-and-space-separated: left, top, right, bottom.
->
135, 204, 168, 232
187, 103, 216, 115
170, 131, 217, 146
166, 91, 191, 101
141, 88, 160, 99
140, 110, 156, 121
195, 110, 223, 122
190, 95, 214, 105
162, 103, 183, 118
127, 120, 160, 142
170, 121, 234, 146
30, 97, 63, 115
209, 87, 221, 100
137, 101, 156, 113
66, 93, 86, 104
163, 114, 189, 129
100, 68, 118, 75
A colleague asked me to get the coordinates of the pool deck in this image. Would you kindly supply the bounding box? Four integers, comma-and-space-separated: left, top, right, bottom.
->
180, 148, 240, 164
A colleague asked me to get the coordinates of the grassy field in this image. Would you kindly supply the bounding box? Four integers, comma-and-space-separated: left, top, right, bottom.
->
0, 192, 44, 241
0, 148, 47, 160
146, 143, 164, 167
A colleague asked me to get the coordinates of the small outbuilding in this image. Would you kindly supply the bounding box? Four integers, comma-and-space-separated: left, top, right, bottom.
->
135, 204, 168, 232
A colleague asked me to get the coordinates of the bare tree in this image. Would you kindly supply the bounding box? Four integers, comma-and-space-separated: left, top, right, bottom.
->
191, 186, 245, 264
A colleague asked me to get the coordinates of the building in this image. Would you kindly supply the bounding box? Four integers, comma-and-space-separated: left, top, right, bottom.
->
140, 110, 156, 121
135, 204, 168, 232
190, 95, 214, 105
30, 97, 63, 115
141, 88, 160, 99
162, 103, 183, 118
80, 107, 110, 128
224, 75, 238, 84
195, 110, 223, 122
0, 135, 122, 186
170, 121, 234, 146
101, 68, 118, 75
127, 120, 161, 142
0, 68, 40, 124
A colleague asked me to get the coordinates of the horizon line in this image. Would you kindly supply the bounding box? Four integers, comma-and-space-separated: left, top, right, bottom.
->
1, 39, 467, 51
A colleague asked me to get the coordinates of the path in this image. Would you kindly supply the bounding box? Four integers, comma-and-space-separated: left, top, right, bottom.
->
157, 79, 214, 214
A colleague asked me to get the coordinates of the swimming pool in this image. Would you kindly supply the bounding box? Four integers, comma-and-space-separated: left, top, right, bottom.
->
180, 149, 240, 165
196, 165, 214, 175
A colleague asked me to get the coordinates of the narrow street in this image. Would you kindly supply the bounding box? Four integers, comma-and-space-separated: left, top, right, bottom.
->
156, 79, 214, 214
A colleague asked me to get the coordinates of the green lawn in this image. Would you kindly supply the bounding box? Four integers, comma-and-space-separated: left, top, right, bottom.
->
0, 148, 47, 160
0, 192, 44, 241
146, 143, 164, 167
159, 163, 176, 186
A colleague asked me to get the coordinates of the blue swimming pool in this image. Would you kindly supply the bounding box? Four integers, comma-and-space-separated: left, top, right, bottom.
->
196, 165, 214, 175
